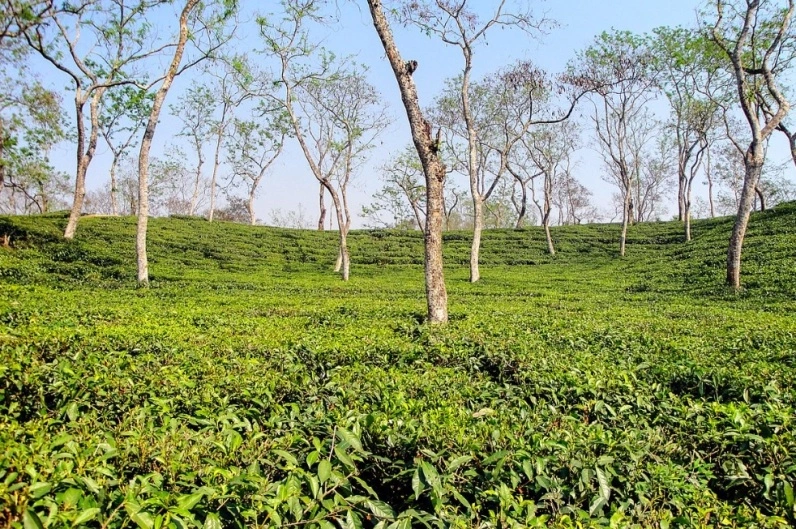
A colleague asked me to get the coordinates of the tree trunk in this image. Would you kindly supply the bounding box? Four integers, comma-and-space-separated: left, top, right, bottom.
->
328, 187, 349, 281
620, 190, 631, 257
248, 191, 256, 225
317, 182, 326, 231
65, 88, 104, 239
460, 49, 482, 283
469, 195, 482, 282
189, 152, 204, 216
367, 0, 448, 323
726, 151, 764, 289
208, 133, 221, 222
677, 172, 685, 222
137, 0, 199, 287
684, 208, 691, 242
513, 178, 527, 229
208, 101, 229, 223
543, 217, 555, 255
544, 174, 555, 255
755, 184, 766, 212
109, 154, 119, 216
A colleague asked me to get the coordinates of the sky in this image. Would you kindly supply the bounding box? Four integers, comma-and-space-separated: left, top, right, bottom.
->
39, 0, 796, 227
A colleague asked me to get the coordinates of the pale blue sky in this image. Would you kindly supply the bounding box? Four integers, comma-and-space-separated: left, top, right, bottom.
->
42, 0, 793, 225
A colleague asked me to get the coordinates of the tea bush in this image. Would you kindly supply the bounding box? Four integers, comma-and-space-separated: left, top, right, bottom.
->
1, 204, 795, 527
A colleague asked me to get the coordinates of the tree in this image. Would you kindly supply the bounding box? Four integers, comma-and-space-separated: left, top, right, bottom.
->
401, 1, 549, 283
706, 0, 794, 288
171, 82, 214, 216
261, 2, 389, 281
522, 121, 581, 254
99, 85, 152, 215
574, 31, 658, 256
226, 117, 286, 225
12, 0, 171, 239
214, 194, 250, 223
0, 0, 64, 210
650, 26, 721, 240
136, 0, 235, 287
205, 57, 248, 222
366, 0, 449, 323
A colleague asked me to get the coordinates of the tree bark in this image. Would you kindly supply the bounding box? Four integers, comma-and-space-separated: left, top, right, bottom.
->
247, 191, 256, 225
367, 0, 448, 323
109, 155, 119, 216
514, 181, 527, 229
727, 151, 764, 288
208, 98, 230, 223
189, 148, 204, 216
317, 182, 326, 231
620, 189, 631, 257
327, 184, 349, 280
543, 174, 555, 255
64, 88, 104, 239
469, 195, 482, 282
754, 184, 766, 212
136, 0, 199, 287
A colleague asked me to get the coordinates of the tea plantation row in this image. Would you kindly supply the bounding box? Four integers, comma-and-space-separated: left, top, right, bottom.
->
1, 206, 795, 528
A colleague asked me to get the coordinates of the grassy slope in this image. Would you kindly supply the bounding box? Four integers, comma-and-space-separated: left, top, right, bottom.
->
1, 205, 795, 528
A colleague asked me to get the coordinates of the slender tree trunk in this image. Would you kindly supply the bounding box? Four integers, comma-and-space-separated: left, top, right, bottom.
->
208, 136, 221, 222
137, 0, 199, 287
189, 152, 204, 216
727, 152, 764, 289
410, 199, 425, 233
367, 0, 448, 323
64, 96, 86, 239
208, 101, 229, 223
543, 177, 555, 255
514, 182, 527, 229
755, 184, 766, 212
684, 207, 691, 242
543, 216, 554, 255
470, 195, 482, 282
248, 191, 256, 225
65, 88, 104, 239
460, 49, 483, 283
317, 182, 326, 231
620, 187, 631, 257
677, 172, 686, 222
328, 187, 349, 281
109, 155, 119, 216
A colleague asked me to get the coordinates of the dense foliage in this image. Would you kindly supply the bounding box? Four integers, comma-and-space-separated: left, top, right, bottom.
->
1, 206, 796, 527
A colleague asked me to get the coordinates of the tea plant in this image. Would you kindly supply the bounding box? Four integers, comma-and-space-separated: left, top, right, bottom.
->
1, 204, 795, 527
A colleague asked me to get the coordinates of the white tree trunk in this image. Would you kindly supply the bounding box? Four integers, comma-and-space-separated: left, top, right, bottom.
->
137, 0, 199, 287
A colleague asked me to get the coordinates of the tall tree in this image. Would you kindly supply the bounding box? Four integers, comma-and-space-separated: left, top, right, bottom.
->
574, 31, 658, 256
171, 83, 214, 216
261, 1, 388, 281
650, 27, 721, 240
226, 116, 287, 225
366, 0, 449, 323
706, 0, 794, 289
205, 57, 248, 222
523, 122, 580, 254
98, 85, 152, 215
136, 0, 235, 287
